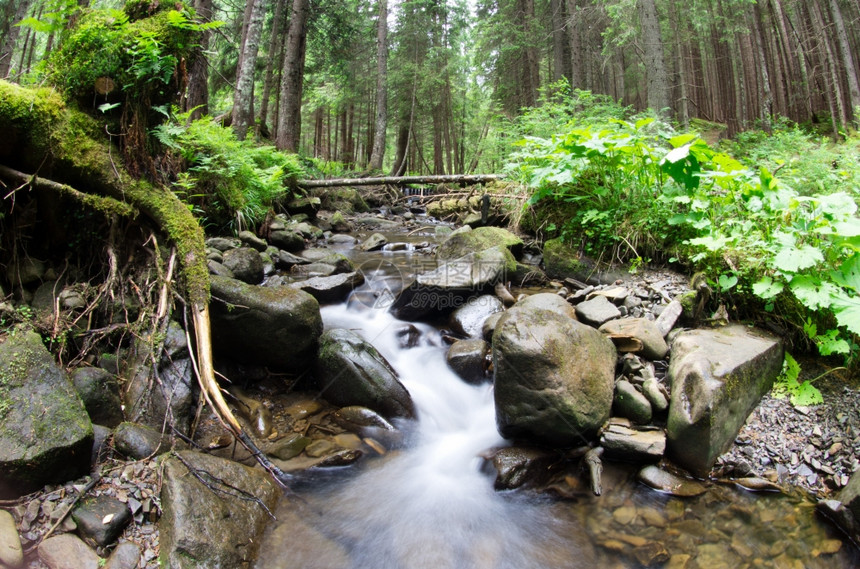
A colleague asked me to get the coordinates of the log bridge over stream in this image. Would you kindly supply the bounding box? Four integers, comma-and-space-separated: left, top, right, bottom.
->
295, 173, 502, 191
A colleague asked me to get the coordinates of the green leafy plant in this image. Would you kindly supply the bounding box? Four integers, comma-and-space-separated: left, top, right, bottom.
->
152, 108, 305, 230
772, 353, 823, 407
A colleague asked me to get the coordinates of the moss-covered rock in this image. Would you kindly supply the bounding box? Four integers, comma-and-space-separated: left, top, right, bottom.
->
209, 275, 322, 372
542, 238, 592, 281
314, 329, 415, 420
436, 226, 524, 262
0, 329, 93, 498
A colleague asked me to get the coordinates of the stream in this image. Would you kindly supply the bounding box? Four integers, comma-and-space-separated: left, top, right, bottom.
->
254, 231, 859, 569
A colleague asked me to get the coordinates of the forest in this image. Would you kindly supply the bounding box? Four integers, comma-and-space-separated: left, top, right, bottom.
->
0, 1, 860, 372
1, 0, 858, 174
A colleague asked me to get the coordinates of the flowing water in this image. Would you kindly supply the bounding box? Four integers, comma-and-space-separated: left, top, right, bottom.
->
255, 236, 859, 569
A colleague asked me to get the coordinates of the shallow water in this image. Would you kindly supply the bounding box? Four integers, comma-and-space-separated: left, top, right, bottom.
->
255, 242, 859, 569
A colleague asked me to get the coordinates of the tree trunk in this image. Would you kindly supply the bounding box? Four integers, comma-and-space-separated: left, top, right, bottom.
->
368, 0, 388, 171
232, 0, 267, 140
566, 0, 583, 88
296, 174, 502, 189
258, 0, 287, 136
276, 0, 310, 152
550, 0, 568, 84
183, 0, 212, 120
0, 0, 32, 79
638, 0, 671, 115
827, 0, 860, 118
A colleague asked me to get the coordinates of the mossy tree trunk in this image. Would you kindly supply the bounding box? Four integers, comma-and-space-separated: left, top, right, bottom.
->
0, 80, 247, 441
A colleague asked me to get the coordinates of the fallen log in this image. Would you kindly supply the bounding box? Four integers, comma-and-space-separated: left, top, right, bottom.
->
296, 173, 502, 189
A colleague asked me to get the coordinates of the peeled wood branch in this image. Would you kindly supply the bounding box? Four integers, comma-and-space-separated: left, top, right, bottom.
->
584, 446, 604, 496
296, 173, 502, 189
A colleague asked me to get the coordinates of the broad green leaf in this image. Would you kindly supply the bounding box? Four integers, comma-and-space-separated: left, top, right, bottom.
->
669, 133, 698, 148
833, 218, 860, 237
815, 330, 850, 356
831, 254, 860, 292
829, 289, 860, 335
635, 117, 655, 130
782, 352, 800, 383
789, 276, 837, 309
662, 144, 690, 164
752, 276, 783, 299
791, 381, 823, 407
819, 192, 857, 217
772, 244, 823, 272
718, 274, 738, 292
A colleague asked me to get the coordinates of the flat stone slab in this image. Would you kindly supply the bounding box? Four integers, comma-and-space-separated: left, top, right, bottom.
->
666, 325, 783, 477
637, 465, 706, 497
600, 421, 666, 461
575, 296, 621, 327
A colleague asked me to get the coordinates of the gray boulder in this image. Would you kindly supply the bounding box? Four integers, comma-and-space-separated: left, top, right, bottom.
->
514, 292, 577, 320
159, 451, 280, 569
70, 367, 124, 428
666, 325, 783, 477
449, 295, 504, 338
493, 304, 616, 446
269, 229, 305, 252
299, 248, 354, 273
600, 419, 665, 462
436, 226, 524, 262
38, 534, 99, 569
446, 339, 489, 384
238, 230, 268, 252
0, 509, 23, 569
289, 271, 365, 303
485, 446, 558, 490
613, 379, 653, 424
72, 495, 132, 547
205, 237, 241, 252
209, 275, 322, 372
390, 246, 515, 320
599, 318, 669, 360
221, 247, 264, 284
359, 233, 388, 251
113, 421, 178, 459
315, 329, 415, 420
575, 295, 621, 327
0, 329, 93, 498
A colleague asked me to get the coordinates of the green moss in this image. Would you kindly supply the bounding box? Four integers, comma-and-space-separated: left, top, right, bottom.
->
542, 238, 588, 280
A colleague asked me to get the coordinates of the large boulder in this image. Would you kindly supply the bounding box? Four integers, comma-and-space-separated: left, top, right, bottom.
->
288, 271, 365, 303
0, 329, 93, 498
209, 275, 322, 372
542, 238, 592, 281
492, 304, 616, 446
436, 226, 524, 262
70, 367, 124, 428
315, 329, 415, 420
513, 293, 577, 320
448, 294, 504, 338
221, 247, 264, 284
599, 318, 669, 360
666, 325, 783, 477
390, 246, 515, 320
159, 451, 280, 569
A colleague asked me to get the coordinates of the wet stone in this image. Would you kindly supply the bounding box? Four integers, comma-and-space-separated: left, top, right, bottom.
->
614, 379, 653, 425
73, 495, 133, 547
103, 541, 141, 569
38, 534, 99, 569
315, 449, 362, 467
305, 439, 336, 458
637, 465, 707, 497
269, 434, 311, 460
0, 509, 23, 568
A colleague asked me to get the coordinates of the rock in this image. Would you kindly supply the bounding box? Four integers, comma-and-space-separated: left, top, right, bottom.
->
286, 196, 321, 216
256, 500, 351, 568
493, 303, 616, 446
315, 448, 362, 467
221, 247, 264, 284
305, 439, 335, 458
633, 542, 670, 567
599, 318, 669, 360
38, 534, 99, 569
666, 325, 783, 477
354, 216, 402, 231
481, 312, 504, 341
395, 324, 422, 348
275, 250, 310, 268
359, 233, 388, 251
0, 329, 93, 498
292, 221, 323, 239
637, 465, 706, 497
0, 509, 23, 569
269, 229, 305, 252
207, 260, 234, 278
72, 495, 132, 547
103, 542, 141, 569
123, 337, 196, 434
641, 376, 669, 412
435, 226, 523, 262
486, 446, 558, 490
113, 422, 176, 459
331, 406, 397, 433
575, 296, 621, 327
390, 246, 515, 320
289, 271, 364, 303
160, 451, 280, 569
6, 257, 47, 287
238, 230, 268, 252
291, 262, 338, 278
449, 295, 504, 338
328, 234, 357, 245
614, 379, 653, 424
70, 367, 124, 428
299, 248, 354, 273
514, 292, 578, 320
588, 286, 629, 304
205, 237, 241, 252
269, 433, 311, 460
315, 329, 415, 420
655, 300, 683, 336
542, 238, 593, 282
446, 339, 489, 384
91, 424, 112, 466
600, 420, 666, 461
209, 275, 322, 372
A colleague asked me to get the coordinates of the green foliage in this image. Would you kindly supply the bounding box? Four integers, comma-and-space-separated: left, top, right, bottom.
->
152, 108, 305, 231
42, 5, 220, 102
506, 108, 692, 260
772, 353, 824, 407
